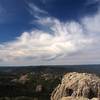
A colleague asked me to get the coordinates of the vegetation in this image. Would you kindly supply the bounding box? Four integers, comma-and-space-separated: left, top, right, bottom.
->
0, 72, 62, 100
0, 65, 99, 100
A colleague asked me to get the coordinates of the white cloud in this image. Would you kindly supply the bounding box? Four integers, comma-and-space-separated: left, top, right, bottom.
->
82, 10, 100, 33
0, 17, 94, 62
28, 3, 48, 19
0, 8, 100, 65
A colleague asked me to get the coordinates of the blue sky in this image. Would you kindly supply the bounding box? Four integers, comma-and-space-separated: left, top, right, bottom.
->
0, 0, 100, 65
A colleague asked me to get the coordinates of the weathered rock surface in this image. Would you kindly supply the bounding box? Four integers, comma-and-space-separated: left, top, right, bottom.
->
51, 72, 100, 100
60, 96, 89, 100
18, 74, 29, 83
60, 97, 99, 100
12, 74, 29, 84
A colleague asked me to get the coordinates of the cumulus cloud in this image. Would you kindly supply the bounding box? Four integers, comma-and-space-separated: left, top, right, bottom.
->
82, 10, 100, 33
0, 17, 96, 62
0, 4, 100, 65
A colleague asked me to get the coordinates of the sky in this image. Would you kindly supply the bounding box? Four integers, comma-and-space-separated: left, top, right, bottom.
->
0, 0, 100, 66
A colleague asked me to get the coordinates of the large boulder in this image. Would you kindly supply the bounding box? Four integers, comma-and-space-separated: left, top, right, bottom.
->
18, 74, 29, 84
60, 97, 99, 100
51, 72, 100, 100
60, 97, 89, 100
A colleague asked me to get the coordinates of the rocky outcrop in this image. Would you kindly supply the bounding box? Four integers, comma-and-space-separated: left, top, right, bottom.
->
51, 72, 100, 100
60, 97, 99, 100
18, 74, 29, 83
12, 74, 29, 84
61, 97, 89, 100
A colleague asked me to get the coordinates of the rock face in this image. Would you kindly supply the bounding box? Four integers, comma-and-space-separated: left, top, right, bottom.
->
11, 74, 29, 84
60, 96, 89, 100
60, 97, 99, 100
18, 74, 29, 84
51, 72, 100, 100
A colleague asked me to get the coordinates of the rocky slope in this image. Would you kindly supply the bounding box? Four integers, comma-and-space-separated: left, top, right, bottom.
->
51, 72, 100, 100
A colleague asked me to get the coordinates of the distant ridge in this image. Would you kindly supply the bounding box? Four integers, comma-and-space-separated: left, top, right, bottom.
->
0, 64, 100, 67
0, 64, 99, 75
